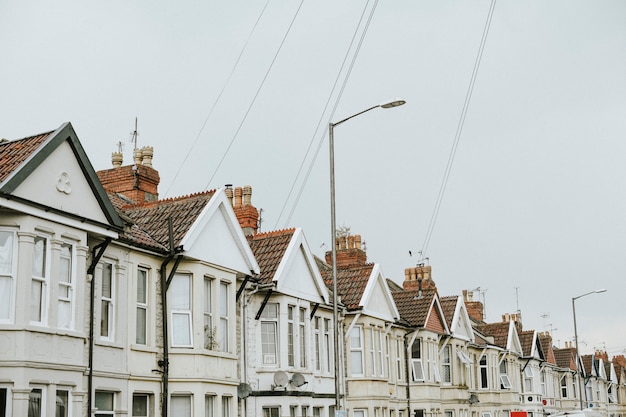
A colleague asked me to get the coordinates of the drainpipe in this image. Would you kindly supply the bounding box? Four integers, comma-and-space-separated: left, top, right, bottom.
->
86, 238, 112, 417
160, 218, 183, 417
404, 333, 411, 417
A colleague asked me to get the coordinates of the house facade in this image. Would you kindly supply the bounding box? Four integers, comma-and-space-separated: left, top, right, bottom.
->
1, 123, 625, 417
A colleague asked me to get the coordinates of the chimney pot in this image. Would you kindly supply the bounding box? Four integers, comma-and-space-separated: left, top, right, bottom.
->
141, 146, 154, 167
243, 185, 252, 205
355, 234, 362, 249
225, 185, 234, 206
348, 235, 355, 249
111, 152, 123, 168
133, 148, 143, 165
234, 187, 242, 207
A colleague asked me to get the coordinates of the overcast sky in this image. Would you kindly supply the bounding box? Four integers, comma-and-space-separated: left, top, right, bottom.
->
2, 1, 625, 356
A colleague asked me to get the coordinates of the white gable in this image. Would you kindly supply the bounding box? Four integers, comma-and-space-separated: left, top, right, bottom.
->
450, 297, 475, 343
274, 228, 329, 304
508, 321, 523, 354
12, 140, 109, 224
360, 264, 399, 322
180, 189, 259, 276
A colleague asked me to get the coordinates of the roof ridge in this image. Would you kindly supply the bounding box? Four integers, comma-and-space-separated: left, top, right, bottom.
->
251, 228, 296, 239
125, 190, 215, 209
9, 129, 56, 143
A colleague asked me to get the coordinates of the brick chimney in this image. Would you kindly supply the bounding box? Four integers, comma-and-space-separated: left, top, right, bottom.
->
229, 185, 259, 236
462, 289, 485, 322
97, 146, 160, 203
324, 233, 367, 268
403, 264, 435, 291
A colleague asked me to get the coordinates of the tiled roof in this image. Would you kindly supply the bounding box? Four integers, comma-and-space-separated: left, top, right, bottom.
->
391, 287, 437, 327
322, 263, 374, 311
474, 322, 510, 349
0, 131, 53, 183
519, 330, 535, 356
553, 347, 577, 370
538, 333, 557, 365
121, 191, 216, 250
439, 295, 458, 328
581, 354, 594, 376
248, 229, 296, 284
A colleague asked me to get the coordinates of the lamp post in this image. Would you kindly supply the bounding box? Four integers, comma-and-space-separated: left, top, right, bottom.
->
329, 99, 406, 413
572, 288, 606, 410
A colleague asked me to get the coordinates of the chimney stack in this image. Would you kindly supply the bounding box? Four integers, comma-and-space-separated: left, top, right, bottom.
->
325, 233, 367, 268
402, 264, 435, 291
463, 289, 485, 322
231, 185, 259, 236
97, 145, 160, 203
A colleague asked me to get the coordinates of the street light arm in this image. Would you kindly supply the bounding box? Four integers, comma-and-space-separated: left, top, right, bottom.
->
331, 105, 380, 128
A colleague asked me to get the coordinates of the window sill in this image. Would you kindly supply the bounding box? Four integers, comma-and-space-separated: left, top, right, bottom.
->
95, 339, 124, 349
130, 344, 159, 353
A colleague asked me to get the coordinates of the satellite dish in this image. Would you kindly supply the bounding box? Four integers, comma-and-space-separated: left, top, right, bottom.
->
291, 373, 306, 387
237, 383, 252, 399
273, 371, 289, 388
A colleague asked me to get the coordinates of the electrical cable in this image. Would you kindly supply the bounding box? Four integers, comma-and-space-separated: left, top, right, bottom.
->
419, 0, 497, 260
204, 1, 305, 191
273, 0, 374, 229
164, 1, 270, 197
279, 0, 380, 228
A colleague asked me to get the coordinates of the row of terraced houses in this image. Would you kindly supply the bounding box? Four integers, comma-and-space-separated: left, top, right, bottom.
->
1, 123, 625, 417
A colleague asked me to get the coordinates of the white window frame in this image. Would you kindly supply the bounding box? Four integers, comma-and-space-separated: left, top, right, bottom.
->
204, 276, 214, 349
205, 395, 215, 417
314, 316, 321, 371
56, 388, 71, 417
500, 360, 512, 389
261, 303, 279, 365
384, 333, 390, 378
560, 374, 568, 398
132, 393, 149, 417
479, 355, 489, 389
31, 236, 49, 325
171, 395, 191, 417
376, 329, 384, 377
219, 281, 230, 352
442, 345, 452, 383
411, 339, 425, 381
524, 366, 534, 393
287, 305, 295, 366
28, 387, 46, 417
170, 273, 193, 347
350, 326, 364, 376
299, 307, 307, 368
95, 391, 114, 417
324, 318, 332, 373
430, 342, 440, 382
540, 368, 546, 395
57, 242, 75, 329
221, 396, 231, 417
369, 328, 376, 376
396, 338, 403, 381
0, 230, 16, 324
100, 262, 115, 340
136, 268, 148, 345
263, 406, 280, 417
1, 386, 12, 417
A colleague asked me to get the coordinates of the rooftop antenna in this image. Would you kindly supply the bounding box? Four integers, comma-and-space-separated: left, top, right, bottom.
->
258, 208, 264, 233
116, 141, 124, 153
130, 117, 139, 150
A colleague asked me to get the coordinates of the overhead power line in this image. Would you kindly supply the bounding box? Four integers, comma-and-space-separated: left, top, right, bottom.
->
165, 1, 270, 197
275, 0, 380, 229
419, 0, 497, 259
204, 1, 306, 191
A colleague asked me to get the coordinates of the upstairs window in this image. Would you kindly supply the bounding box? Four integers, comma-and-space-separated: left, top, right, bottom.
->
314, 316, 321, 371
324, 318, 332, 372
28, 388, 44, 417
560, 374, 568, 398
350, 326, 364, 376
261, 303, 279, 365
287, 306, 295, 366
0, 230, 16, 322
95, 392, 114, 417
441, 345, 452, 383
136, 268, 148, 345
219, 282, 230, 352
396, 338, 404, 381
500, 360, 512, 389
203, 277, 214, 349
58, 243, 74, 329
31, 236, 49, 324
411, 339, 425, 381
100, 262, 115, 340
56, 390, 69, 417
479, 355, 488, 389
299, 307, 307, 368
524, 366, 534, 393
170, 274, 192, 347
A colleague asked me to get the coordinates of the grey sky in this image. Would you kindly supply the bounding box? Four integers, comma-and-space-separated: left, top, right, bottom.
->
2, 1, 625, 355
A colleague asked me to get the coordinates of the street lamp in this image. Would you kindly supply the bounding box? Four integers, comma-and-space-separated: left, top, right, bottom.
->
329, 99, 406, 413
572, 288, 606, 410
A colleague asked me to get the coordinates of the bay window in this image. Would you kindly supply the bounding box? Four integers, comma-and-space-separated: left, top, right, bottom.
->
0, 230, 15, 322
171, 274, 192, 347
350, 326, 364, 375
31, 236, 48, 324
58, 243, 74, 329
219, 281, 229, 352
261, 303, 279, 365
136, 268, 148, 344
100, 262, 115, 340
